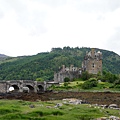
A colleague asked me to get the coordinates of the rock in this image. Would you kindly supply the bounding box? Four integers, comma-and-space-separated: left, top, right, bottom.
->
46, 106, 52, 108
99, 104, 108, 109
109, 116, 120, 120
55, 103, 63, 108
96, 117, 107, 120
69, 99, 82, 105
29, 104, 35, 108
97, 116, 120, 120
108, 104, 118, 108
62, 98, 82, 105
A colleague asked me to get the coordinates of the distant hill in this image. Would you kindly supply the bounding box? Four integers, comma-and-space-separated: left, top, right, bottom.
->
0, 47, 119, 80
0, 54, 8, 58
0, 54, 9, 61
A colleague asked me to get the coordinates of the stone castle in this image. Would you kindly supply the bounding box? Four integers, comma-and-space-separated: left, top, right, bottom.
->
54, 48, 102, 83
82, 48, 102, 74
54, 65, 82, 83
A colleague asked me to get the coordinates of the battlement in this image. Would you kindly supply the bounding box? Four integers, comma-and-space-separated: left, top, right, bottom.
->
61, 65, 81, 72
84, 48, 102, 60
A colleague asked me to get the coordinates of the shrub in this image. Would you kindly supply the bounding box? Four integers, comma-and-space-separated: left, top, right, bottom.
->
64, 82, 68, 87
82, 78, 98, 89
88, 78, 98, 87
114, 79, 120, 85
114, 85, 120, 88
114, 79, 120, 88
81, 71, 92, 80
36, 78, 44, 81
81, 82, 91, 89
64, 77, 70, 82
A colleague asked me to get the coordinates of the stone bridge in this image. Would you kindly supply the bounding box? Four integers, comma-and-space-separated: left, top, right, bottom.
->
0, 80, 49, 93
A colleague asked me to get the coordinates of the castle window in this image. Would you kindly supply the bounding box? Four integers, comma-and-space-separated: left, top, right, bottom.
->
92, 63, 95, 68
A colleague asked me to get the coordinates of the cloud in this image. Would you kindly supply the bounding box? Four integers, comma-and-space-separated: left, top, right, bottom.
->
43, 3, 113, 48
0, 9, 4, 19
74, 0, 120, 13
38, 0, 67, 7
106, 27, 120, 55
0, 0, 120, 56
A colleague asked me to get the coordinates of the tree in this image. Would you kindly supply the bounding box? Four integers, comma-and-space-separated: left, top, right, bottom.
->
114, 76, 120, 88
101, 70, 118, 83
64, 77, 70, 82
81, 71, 92, 80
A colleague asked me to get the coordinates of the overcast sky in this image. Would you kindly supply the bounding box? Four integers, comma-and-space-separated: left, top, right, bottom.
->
0, 0, 120, 57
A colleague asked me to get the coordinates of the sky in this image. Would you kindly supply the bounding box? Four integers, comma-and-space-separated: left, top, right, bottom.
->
0, 0, 120, 57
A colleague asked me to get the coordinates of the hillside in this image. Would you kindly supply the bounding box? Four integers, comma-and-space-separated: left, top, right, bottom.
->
0, 53, 9, 63
0, 47, 119, 80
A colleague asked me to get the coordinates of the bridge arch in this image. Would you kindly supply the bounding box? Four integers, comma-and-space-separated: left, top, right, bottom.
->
38, 85, 44, 92
26, 85, 34, 92
10, 85, 19, 92
0, 80, 47, 93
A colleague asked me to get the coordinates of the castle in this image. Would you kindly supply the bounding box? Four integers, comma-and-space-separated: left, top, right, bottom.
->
82, 48, 102, 74
54, 65, 82, 83
54, 48, 102, 83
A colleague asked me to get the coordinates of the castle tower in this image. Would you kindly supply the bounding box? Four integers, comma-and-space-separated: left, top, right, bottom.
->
82, 48, 102, 74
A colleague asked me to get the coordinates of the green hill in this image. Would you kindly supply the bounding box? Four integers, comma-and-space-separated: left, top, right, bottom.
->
0, 47, 119, 80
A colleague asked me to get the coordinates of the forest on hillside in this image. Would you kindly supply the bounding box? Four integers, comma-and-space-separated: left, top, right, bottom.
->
0, 47, 119, 80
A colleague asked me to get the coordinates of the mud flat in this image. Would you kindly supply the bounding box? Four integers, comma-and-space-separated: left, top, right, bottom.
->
0, 91, 120, 107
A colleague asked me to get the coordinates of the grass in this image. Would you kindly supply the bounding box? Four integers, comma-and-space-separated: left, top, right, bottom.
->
49, 80, 120, 92
0, 99, 120, 120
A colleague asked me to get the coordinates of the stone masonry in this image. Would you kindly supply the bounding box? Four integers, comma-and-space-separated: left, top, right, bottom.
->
0, 80, 47, 93
54, 65, 82, 83
54, 48, 102, 83
82, 48, 102, 75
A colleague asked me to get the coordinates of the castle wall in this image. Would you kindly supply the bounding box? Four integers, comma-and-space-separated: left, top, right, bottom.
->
54, 48, 102, 83
54, 66, 81, 83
